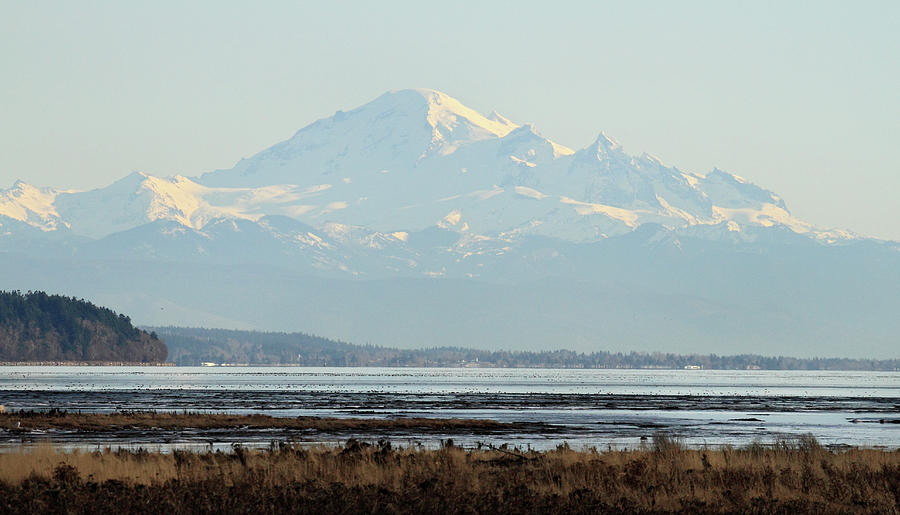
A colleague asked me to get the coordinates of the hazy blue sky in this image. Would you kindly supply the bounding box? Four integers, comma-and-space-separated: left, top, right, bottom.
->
2, 1, 898, 239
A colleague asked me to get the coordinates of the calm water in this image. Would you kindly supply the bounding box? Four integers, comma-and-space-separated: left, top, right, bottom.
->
1, 367, 898, 451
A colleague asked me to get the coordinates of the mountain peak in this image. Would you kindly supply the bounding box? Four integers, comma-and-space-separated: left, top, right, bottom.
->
183, 89, 848, 243
573, 131, 626, 164
199, 88, 525, 187
592, 131, 622, 151
487, 110, 515, 127
501, 124, 575, 157
0, 179, 62, 230
373, 88, 519, 142
6, 180, 60, 196
102, 171, 154, 191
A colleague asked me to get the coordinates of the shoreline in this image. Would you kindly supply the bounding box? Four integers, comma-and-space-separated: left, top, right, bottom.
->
0, 361, 174, 366
2, 362, 899, 371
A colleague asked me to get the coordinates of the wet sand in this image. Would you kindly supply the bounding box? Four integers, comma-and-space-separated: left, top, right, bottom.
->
3, 368, 898, 450
2, 392, 898, 452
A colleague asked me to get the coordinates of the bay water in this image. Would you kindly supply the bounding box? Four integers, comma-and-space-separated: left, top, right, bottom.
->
1, 367, 898, 451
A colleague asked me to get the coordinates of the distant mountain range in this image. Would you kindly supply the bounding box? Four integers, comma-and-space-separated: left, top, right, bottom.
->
1, 89, 897, 357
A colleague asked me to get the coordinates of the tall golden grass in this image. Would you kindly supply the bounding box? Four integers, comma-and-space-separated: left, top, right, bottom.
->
0, 437, 898, 513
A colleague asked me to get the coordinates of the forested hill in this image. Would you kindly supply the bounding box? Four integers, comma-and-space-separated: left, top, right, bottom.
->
0, 291, 167, 363
155, 327, 899, 370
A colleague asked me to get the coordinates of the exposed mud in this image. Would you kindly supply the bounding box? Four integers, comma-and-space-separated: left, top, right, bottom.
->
1, 390, 898, 451
3, 389, 899, 413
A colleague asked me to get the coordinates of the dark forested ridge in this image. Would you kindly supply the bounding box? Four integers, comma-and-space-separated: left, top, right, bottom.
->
0, 291, 167, 363
157, 327, 357, 366
154, 327, 899, 370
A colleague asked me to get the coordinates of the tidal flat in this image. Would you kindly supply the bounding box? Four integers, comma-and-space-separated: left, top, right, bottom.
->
3, 367, 900, 450
0, 411, 559, 453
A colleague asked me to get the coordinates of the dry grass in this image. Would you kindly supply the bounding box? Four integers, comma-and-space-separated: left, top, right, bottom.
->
0, 437, 898, 514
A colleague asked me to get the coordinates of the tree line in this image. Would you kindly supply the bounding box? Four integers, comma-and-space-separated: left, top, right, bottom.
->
0, 290, 166, 363
154, 327, 899, 370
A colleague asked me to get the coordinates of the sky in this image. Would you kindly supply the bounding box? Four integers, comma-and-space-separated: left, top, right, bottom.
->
1, 1, 898, 240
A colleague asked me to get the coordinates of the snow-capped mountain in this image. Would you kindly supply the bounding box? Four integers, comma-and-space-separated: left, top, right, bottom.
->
0, 89, 896, 356
1, 88, 847, 248
0, 181, 68, 232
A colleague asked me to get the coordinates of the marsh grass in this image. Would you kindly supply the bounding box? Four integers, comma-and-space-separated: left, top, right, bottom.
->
0, 436, 898, 513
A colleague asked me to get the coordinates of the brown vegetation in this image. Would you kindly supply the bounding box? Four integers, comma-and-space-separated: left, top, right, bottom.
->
0, 436, 898, 513
0, 410, 518, 433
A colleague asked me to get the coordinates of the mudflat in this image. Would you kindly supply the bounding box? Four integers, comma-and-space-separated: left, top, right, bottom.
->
1, 410, 546, 433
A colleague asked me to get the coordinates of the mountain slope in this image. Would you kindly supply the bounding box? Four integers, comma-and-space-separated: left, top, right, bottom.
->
0, 88, 835, 246
200, 88, 523, 188
0, 88, 895, 357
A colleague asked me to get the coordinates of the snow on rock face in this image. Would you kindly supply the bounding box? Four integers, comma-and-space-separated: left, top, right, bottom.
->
699, 169, 787, 210
416, 88, 518, 149
189, 89, 820, 241
0, 181, 67, 231
1, 89, 854, 245
50, 173, 341, 239
52, 173, 251, 239
199, 89, 519, 189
